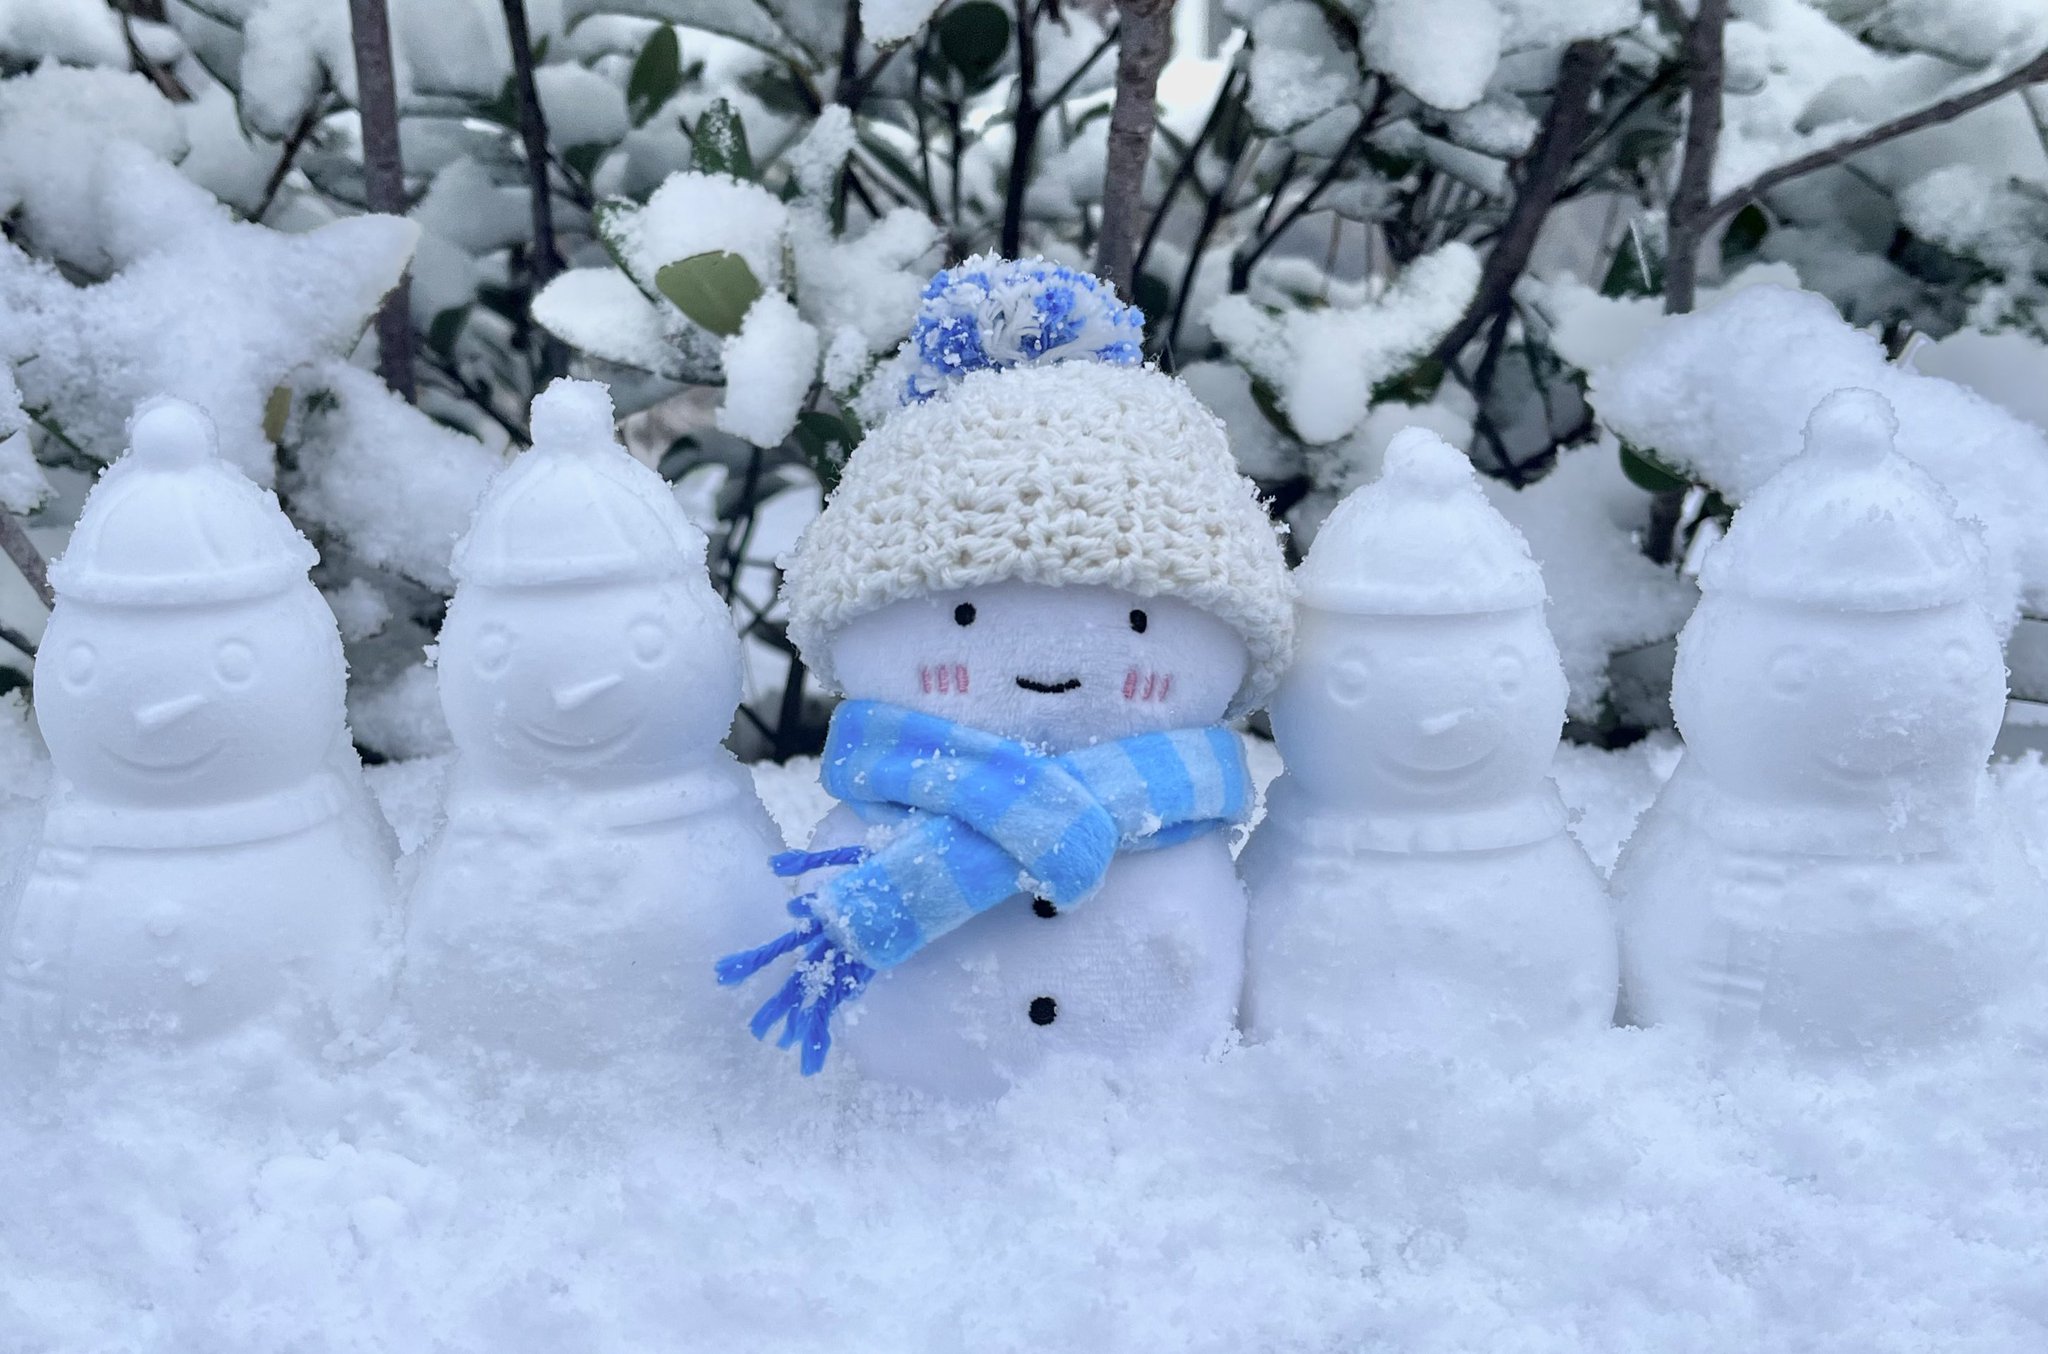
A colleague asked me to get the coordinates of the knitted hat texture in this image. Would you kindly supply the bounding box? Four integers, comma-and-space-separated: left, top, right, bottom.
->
784, 359, 1296, 714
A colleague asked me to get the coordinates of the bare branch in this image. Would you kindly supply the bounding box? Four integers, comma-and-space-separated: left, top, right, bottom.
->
500, 0, 568, 385
1703, 46, 2048, 229
347, 0, 417, 401
253, 99, 326, 223
1433, 39, 1609, 364
1663, 0, 1728, 315
0, 512, 52, 611
1000, 0, 1041, 257
1094, 0, 1177, 299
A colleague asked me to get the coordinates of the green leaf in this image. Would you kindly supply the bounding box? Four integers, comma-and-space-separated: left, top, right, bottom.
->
1720, 202, 1770, 269
655, 250, 763, 336
1247, 377, 1295, 438
1618, 441, 1691, 494
936, 1, 1011, 86
564, 143, 608, 180
1600, 220, 1664, 298
628, 25, 683, 126
479, 73, 520, 128
792, 410, 856, 492
691, 98, 755, 179
1132, 271, 1173, 342
593, 198, 639, 275
427, 305, 470, 356
1371, 356, 1445, 406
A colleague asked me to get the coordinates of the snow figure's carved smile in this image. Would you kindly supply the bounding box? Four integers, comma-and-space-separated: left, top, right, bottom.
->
1015, 676, 1082, 694
104, 741, 224, 776
514, 718, 640, 755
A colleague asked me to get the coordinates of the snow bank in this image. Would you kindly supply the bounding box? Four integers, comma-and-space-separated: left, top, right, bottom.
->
3, 745, 2047, 1351
1209, 243, 1480, 446
0, 148, 417, 481
1589, 283, 2048, 621
281, 361, 505, 593
1488, 438, 1698, 721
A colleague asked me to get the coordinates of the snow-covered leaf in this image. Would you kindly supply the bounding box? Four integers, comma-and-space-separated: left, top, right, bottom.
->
657, 250, 766, 338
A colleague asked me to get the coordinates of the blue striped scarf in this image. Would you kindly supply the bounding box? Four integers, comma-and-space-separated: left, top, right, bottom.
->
717, 701, 1254, 1073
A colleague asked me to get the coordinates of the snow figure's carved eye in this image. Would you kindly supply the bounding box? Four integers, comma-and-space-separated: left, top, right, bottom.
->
1491, 647, 1526, 696
628, 617, 671, 666
475, 624, 514, 677
1767, 646, 1813, 698
1327, 654, 1373, 707
61, 641, 96, 691
954, 602, 976, 627
1129, 609, 1148, 634
214, 639, 256, 688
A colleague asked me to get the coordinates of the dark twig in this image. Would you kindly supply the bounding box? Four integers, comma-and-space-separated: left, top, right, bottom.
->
1132, 63, 1244, 285
1702, 46, 2048, 229
1433, 40, 1609, 364
500, 0, 568, 385
253, 98, 326, 223
0, 512, 52, 610
0, 618, 34, 660
1095, 1, 1177, 298
1662, 0, 1728, 315
347, 0, 417, 401
1227, 79, 1387, 292
1000, 0, 1041, 257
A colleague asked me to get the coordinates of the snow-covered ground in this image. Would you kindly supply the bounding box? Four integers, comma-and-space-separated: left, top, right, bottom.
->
3, 738, 2046, 1352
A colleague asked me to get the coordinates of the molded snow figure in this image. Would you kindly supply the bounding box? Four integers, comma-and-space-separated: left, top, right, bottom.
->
1612, 389, 2043, 1056
718, 257, 1295, 1098
1239, 430, 1618, 1046
401, 380, 785, 1067
0, 400, 395, 1064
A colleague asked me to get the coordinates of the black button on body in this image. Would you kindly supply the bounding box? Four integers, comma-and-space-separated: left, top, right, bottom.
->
1032, 896, 1058, 918
1028, 996, 1057, 1026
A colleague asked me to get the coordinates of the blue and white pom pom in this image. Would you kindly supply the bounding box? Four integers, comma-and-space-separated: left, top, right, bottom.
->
896, 255, 1145, 405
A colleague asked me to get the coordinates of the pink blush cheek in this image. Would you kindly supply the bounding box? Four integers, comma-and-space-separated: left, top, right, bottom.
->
917, 661, 972, 695
1121, 668, 1177, 702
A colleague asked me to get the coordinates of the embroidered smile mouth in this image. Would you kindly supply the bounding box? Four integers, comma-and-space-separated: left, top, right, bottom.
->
1015, 676, 1082, 694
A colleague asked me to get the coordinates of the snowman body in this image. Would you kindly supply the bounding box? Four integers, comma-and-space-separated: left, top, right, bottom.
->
398, 383, 787, 1067
1612, 391, 2044, 1056
405, 760, 782, 1065
5, 763, 392, 1054
1242, 595, 1617, 1046
1613, 596, 2040, 1054
0, 412, 396, 1063
1242, 783, 1615, 1045
816, 580, 1255, 1098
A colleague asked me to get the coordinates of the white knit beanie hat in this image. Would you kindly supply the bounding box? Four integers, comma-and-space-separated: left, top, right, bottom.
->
783, 257, 1296, 714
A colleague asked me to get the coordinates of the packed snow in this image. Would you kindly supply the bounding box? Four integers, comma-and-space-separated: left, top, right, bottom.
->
1590, 282, 2048, 622
4, 731, 2048, 1350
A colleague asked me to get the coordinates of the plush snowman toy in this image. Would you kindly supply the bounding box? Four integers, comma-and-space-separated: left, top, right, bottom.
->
0, 399, 395, 1064
1239, 429, 1618, 1046
1612, 389, 2044, 1057
401, 380, 786, 1068
718, 257, 1295, 1099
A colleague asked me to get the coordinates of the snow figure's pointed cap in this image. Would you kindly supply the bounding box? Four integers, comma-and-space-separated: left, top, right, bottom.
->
453, 378, 708, 587
1701, 387, 1984, 611
49, 397, 319, 605
785, 256, 1295, 716
1297, 427, 1547, 615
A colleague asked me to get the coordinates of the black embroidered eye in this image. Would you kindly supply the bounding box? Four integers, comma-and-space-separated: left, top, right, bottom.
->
954, 602, 976, 627
1129, 609, 1148, 634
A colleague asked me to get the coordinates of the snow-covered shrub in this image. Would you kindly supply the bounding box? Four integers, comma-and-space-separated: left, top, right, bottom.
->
2, 0, 2046, 751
